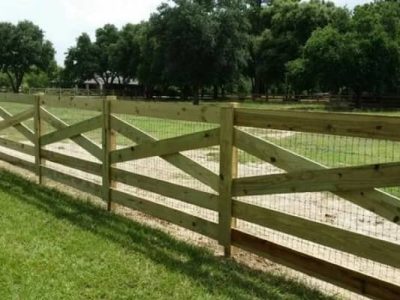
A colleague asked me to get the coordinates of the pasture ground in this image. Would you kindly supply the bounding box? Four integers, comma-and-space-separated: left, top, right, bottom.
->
0, 170, 334, 300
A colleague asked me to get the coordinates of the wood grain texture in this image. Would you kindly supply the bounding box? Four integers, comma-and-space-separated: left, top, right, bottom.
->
234, 129, 400, 224
102, 96, 116, 211
40, 95, 103, 111
0, 137, 34, 156
110, 116, 219, 191
112, 167, 218, 211
41, 166, 102, 198
41, 150, 102, 176
232, 229, 400, 300
0, 151, 35, 172
0, 93, 35, 105
40, 108, 102, 160
111, 99, 220, 123
233, 200, 400, 268
0, 108, 34, 131
110, 127, 220, 164
111, 189, 219, 240
0, 107, 35, 142
40, 115, 102, 146
233, 162, 400, 196
235, 108, 400, 140
218, 106, 237, 256
34, 95, 43, 183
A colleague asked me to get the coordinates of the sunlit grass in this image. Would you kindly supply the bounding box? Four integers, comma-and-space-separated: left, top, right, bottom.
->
0, 170, 334, 300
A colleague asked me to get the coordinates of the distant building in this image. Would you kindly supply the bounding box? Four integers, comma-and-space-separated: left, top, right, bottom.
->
82, 76, 144, 97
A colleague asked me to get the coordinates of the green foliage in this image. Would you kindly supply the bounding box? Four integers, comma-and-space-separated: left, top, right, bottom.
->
300, 1, 400, 100
111, 23, 144, 84
0, 72, 10, 88
151, 0, 217, 99
252, 0, 349, 93
57, 0, 400, 101
0, 21, 55, 93
64, 25, 121, 87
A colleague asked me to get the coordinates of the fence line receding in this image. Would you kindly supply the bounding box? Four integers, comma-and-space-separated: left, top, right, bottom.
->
0, 93, 399, 300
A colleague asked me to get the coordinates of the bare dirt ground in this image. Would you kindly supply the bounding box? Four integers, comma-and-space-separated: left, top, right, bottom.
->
1, 141, 399, 299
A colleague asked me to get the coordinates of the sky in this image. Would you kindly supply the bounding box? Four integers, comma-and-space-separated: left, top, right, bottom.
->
0, 0, 372, 66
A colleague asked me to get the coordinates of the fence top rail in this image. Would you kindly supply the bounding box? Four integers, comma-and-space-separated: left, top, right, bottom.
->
109, 99, 221, 123
235, 107, 400, 141
0, 93, 35, 105
0, 93, 221, 123
3, 93, 400, 138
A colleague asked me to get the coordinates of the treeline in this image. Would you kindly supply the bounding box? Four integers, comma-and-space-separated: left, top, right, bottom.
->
1, 0, 400, 104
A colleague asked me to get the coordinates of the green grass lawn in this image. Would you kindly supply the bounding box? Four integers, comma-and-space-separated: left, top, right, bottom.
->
0, 171, 334, 300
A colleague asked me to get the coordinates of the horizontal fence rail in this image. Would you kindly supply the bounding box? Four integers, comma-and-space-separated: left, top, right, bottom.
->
0, 93, 399, 299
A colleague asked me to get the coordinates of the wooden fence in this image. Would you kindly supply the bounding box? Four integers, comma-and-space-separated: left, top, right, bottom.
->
0, 93, 399, 299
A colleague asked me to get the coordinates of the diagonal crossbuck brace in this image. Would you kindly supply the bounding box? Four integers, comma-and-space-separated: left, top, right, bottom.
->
0, 107, 35, 142
110, 115, 219, 191
110, 127, 220, 164
233, 161, 400, 195
234, 128, 400, 224
0, 108, 34, 132
41, 115, 102, 146
40, 108, 103, 160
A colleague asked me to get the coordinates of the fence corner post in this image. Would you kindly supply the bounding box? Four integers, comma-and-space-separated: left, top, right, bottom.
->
218, 103, 238, 257
102, 95, 117, 211
34, 93, 44, 184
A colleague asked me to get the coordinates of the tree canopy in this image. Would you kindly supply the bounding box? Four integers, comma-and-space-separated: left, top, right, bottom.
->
0, 21, 55, 93
59, 0, 400, 102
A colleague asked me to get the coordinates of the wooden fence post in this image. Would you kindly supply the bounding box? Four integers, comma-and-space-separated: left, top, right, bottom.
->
102, 95, 117, 211
34, 93, 44, 184
219, 104, 238, 257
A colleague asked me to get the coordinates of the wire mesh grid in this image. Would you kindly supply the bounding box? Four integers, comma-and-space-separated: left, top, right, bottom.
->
113, 113, 219, 223
0, 102, 35, 164
0, 100, 399, 298
41, 106, 103, 189
235, 126, 400, 297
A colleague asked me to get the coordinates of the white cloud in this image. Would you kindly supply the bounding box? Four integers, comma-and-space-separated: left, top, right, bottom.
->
61, 0, 161, 28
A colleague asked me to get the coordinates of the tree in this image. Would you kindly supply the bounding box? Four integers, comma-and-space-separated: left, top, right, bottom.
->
302, 26, 350, 94
64, 24, 120, 88
64, 33, 99, 85
94, 24, 120, 87
111, 23, 144, 85
301, 1, 400, 104
285, 57, 314, 96
212, 0, 250, 98
349, 0, 400, 97
149, 0, 218, 103
137, 22, 165, 99
0, 21, 55, 93
253, 0, 349, 96
24, 60, 60, 88
0, 73, 10, 89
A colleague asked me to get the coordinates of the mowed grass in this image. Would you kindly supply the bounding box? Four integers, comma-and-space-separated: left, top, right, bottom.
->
0, 170, 335, 300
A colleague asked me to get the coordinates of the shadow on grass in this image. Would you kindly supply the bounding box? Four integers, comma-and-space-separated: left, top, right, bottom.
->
0, 171, 336, 300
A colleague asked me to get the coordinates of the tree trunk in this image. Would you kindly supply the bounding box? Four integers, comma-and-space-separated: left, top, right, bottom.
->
5, 71, 17, 93
15, 73, 24, 93
192, 85, 200, 106
213, 85, 218, 99
354, 91, 362, 109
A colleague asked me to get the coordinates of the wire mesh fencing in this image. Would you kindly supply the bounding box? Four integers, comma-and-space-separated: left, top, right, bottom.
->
0, 94, 398, 299
235, 127, 400, 298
